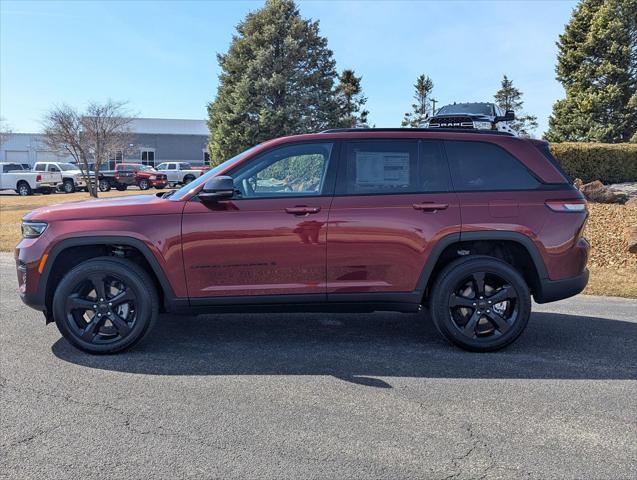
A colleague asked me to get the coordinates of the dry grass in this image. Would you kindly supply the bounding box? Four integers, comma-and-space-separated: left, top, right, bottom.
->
2, 192, 636, 297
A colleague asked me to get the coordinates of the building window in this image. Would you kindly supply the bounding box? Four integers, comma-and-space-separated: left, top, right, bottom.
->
141, 149, 155, 166
203, 151, 210, 165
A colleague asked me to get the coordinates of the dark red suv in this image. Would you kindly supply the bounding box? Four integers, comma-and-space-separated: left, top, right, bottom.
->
16, 129, 589, 353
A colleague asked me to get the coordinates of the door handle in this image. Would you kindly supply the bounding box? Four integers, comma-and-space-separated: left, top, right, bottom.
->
413, 202, 449, 212
285, 206, 321, 216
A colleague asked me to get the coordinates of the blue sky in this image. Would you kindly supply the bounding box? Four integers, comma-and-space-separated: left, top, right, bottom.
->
1, 0, 577, 136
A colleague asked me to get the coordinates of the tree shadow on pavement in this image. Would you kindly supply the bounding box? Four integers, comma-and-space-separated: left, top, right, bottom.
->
52, 311, 637, 383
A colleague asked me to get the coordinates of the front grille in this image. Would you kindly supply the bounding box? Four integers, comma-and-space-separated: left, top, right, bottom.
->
429, 116, 475, 128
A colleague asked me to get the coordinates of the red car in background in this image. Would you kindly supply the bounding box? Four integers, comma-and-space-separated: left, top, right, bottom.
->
113, 163, 168, 190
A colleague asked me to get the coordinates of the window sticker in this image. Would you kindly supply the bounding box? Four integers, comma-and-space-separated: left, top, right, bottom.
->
355, 151, 409, 186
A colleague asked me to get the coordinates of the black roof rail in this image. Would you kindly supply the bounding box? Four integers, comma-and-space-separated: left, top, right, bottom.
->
320, 127, 516, 136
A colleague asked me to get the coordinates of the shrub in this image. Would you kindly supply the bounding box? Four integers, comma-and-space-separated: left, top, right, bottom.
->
549, 143, 637, 184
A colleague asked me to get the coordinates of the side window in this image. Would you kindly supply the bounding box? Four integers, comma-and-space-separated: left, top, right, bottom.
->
232, 143, 333, 198
49, 165, 60, 172
339, 140, 417, 194
156, 163, 167, 170
34, 164, 46, 171
420, 141, 451, 192
445, 140, 540, 191
167, 164, 176, 170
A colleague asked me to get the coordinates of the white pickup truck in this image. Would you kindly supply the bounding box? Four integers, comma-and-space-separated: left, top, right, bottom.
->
155, 162, 207, 187
33, 161, 88, 193
0, 163, 60, 196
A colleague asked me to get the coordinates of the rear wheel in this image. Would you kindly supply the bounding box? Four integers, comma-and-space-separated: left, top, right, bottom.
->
16, 181, 32, 196
52, 257, 158, 354
430, 256, 531, 352
183, 175, 195, 184
138, 179, 150, 190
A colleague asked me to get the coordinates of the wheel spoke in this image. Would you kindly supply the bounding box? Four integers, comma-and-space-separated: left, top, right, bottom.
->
81, 315, 104, 341
87, 274, 107, 300
109, 289, 134, 307
462, 310, 481, 337
450, 294, 475, 309
472, 272, 485, 297
109, 313, 130, 337
486, 311, 510, 333
66, 294, 95, 311
487, 285, 516, 304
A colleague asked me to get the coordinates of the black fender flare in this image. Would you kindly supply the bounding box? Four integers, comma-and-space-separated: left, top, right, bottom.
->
415, 231, 549, 293
39, 236, 178, 310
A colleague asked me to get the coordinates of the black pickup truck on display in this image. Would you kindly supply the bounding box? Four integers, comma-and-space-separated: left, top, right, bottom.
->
421, 102, 517, 135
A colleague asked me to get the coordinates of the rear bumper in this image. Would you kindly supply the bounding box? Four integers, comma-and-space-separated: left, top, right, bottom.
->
534, 268, 589, 304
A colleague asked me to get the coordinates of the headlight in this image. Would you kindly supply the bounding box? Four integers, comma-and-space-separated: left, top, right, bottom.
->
149, 175, 156, 180
22, 221, 48, 238
472, 121, 493, 130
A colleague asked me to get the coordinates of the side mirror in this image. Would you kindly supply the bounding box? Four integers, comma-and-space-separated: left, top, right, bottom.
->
199, 175, 234, 201
496, 110, 515, 123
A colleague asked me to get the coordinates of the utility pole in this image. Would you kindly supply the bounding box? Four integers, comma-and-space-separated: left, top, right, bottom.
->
431, 98, 438, 116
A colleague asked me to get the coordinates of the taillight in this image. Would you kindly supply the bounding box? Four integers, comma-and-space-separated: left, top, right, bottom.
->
545, 199, 587, 212
36, 174, 41, 182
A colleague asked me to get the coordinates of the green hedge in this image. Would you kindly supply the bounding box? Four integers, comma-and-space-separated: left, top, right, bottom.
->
549, 143, 637, 184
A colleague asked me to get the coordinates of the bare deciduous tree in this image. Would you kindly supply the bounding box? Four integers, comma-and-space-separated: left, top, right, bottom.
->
0, 117, 12, 148
42, 100, 134, 197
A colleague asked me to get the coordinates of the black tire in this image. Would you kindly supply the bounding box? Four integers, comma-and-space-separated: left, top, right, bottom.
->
40, 187, 52, 195
16, 181, 32, 196
183, 175, 195, 184
138, 179, 150, 190
429, 256, 531, 352
52, 257, 159, 354
116, 184, 128, 191
98, 179, 111, 192
62, 179, 75, 193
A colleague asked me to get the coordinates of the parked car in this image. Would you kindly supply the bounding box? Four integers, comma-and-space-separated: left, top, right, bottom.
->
112, 163, 168, 190
421, 102, 518, 135
155, 162, 206, 187
33, 162, 88, 193
16, 128, 589, 354
0, 162, 59, 196
96, 164, 138, 192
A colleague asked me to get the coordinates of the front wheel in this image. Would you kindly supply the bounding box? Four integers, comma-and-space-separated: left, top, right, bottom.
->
52, 257, 159, 354
429, 256, 531, 352
98, 179, 111, 192
62, 179, 75, 193
138, 179, 150, 190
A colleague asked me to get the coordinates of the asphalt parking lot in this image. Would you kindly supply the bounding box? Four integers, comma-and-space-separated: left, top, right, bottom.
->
0, 253, 635, 479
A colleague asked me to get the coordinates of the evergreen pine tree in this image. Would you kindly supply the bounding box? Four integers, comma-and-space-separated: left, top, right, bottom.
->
546, 0, 637, 142
335, 69, 369, 128
494, 74, 538, 137
401, 74, 434, 127
207, 0, 339, 165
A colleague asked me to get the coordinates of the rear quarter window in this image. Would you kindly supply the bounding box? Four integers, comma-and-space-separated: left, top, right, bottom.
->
445, 140, 540, 191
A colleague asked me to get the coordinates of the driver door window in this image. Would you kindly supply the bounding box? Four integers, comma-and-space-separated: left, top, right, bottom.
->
233, 143, 333, 198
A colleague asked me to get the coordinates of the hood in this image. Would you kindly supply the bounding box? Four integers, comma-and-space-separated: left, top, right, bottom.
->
430, 113, 493, 121
24, 193, 183, 222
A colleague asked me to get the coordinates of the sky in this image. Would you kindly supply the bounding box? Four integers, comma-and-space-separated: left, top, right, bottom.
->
1, 0, 578, 136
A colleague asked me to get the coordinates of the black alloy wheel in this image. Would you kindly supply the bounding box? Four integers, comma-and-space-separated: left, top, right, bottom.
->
53, 257, 158, 353
430, 256, 531, 351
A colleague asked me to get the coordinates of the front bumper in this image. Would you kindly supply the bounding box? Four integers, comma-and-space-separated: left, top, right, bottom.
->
534, 268, 589, 304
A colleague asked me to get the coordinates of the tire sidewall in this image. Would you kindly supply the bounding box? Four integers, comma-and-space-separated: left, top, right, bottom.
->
99, 180, 110, 192
17, 183, 31, 196
431, 256, 531, 352
139, 179, 149, 190
63, 179, 75, 193
52, 258, 158, 354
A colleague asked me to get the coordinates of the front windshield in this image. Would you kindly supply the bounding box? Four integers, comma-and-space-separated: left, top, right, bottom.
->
139, 165, 154, 171
437, 103, 493, 116
169, 145, 260, 201
58, 163, 79, 171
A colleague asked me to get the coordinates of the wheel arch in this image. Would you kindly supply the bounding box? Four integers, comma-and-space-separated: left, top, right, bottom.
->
41, 236, 178, 316
418, 231, 548, 301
